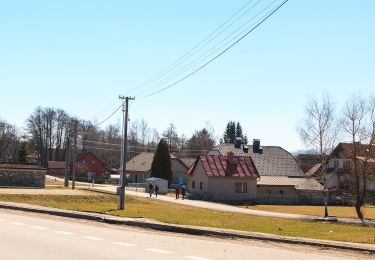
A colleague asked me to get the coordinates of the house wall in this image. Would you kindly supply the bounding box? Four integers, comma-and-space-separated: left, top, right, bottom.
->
257, 185, 297, 204
257, 185, 324, 205
187, 161, 208, 197
75, 153, 107, 178
207, 176, 257, 201
127, 171, 149, 183
328, 159, 351, 170
171, 159, 188, 184
47, 168, 65, 177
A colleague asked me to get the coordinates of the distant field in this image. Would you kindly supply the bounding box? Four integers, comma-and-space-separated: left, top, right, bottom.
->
0, 192, 374, 244
241, 205, 375, 220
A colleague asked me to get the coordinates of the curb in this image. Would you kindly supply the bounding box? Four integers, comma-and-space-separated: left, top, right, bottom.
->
0, 201, 374, 254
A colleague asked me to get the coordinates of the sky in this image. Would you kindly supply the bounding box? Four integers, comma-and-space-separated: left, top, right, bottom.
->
0, 0, 374, 152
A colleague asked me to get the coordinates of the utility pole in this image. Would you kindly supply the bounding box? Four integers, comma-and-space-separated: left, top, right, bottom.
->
118, 96, 135, 210
64, 137, 70, 187
72, 120, 78, 190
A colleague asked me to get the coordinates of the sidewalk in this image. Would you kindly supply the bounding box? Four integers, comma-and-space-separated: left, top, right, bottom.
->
0, 200, 374, 254
88, 185, 375, 226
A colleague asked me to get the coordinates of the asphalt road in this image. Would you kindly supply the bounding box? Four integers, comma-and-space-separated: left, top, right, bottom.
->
0, 209, 367, 260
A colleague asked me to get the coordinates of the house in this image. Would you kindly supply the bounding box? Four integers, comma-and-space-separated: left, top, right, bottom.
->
47, 161, 66, 177
185, 155, 259, 201
209, 142, 324, 204
307, 142, 375, 192
0, 163, 46, 188
74, 151, 108, 179
125, 152, 189, 184
179, 157, 196, 168
297, 154, 322, 173
209, 143, 306, 177
257, 176, 324, 204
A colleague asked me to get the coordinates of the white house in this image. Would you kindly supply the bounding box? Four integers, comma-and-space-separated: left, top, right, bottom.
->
185, 155, 259, 201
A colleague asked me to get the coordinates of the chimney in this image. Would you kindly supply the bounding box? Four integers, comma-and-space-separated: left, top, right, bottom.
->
253, 139, 263, 154
226, 156, 238, 176
234, 137, 243, 149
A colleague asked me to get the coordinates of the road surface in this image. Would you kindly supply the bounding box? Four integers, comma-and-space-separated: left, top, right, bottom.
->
0, 209, 367, 260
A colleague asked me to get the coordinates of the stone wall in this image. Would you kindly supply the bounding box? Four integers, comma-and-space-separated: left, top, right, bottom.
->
0, 164, 46, 188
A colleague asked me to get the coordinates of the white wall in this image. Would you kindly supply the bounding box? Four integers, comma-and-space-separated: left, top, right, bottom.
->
208, 176, 257, 201
186, 161, 208, 196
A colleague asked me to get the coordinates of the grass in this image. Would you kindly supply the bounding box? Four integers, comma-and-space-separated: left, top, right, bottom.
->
1, 193, 375, 244
241, 205, 375, 220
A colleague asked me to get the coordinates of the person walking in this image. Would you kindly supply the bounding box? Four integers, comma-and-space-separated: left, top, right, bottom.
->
175, 185, 180, 199
148, 182, 154, 198
154, 185, 159, 198
181, 185, 186, 200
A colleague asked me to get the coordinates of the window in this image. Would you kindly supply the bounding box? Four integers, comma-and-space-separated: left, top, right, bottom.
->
200, 182, 203, 190
343, 160, 351, 169
280, 190, 284, 197
235, 182, 247, 193
333, 160, 339, 169
192, 181, 195, 189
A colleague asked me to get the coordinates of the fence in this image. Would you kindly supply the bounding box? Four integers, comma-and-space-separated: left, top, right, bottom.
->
126, 182, 145, 192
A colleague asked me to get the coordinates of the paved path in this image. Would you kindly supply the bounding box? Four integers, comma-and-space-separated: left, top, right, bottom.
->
0, 209, 366, 260
0, 188, 94, 195
89, 185, 375, 225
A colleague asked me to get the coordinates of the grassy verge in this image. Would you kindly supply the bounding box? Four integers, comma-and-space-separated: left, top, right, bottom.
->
0, 193, 374, 244
241, 205, 375, 220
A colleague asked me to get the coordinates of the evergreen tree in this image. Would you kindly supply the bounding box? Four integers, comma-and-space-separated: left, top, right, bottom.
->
18, 142, 28, 162
243, 134, 248, 145
223, 121, 236, 143
235, 122, 243, 138
151, 139, 173, 185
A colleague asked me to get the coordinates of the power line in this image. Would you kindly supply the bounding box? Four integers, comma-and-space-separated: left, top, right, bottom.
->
93, 101, 124, 127
135, 0, 278, 97
80, 139, 211, 152
139, 0, 288, 99
126, 0, 259, 96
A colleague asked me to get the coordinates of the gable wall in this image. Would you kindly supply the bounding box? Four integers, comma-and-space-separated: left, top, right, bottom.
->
186, 161, 208, 196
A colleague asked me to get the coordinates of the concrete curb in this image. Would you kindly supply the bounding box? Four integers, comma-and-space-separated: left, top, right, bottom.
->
0, 201, 374, 254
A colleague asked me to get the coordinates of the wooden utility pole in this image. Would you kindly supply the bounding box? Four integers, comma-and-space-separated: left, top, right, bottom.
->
118, 96, 135, 210
72, 120, 78, 190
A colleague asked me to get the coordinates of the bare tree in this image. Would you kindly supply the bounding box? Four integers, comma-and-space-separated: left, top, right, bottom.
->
150, 128, 160, 148
0, 119, 19, 162
162, 123, 180, 151
186, 128, 215, 157
139, 119, 151, 146
340, 95, 373, 222
298, 95, 339, 218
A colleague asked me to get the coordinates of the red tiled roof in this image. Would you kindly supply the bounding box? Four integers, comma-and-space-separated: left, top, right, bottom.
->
186, 155, 259, 178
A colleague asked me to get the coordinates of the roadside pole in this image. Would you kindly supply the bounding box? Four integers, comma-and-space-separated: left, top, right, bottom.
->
64, 137, 70, 187
72, 120, 78, 190
118, 96, 135, 210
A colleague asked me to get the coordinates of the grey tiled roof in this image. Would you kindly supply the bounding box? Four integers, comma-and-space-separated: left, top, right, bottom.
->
257, 176, 324, 191
125, 152, 154, 173
125, 152, 184, 173
210, 144, 305, 177
179, 158, 196, 168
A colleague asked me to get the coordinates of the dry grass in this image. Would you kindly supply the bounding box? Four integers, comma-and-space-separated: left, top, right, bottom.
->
241, 205, 375, 220
0, 193, 375, 244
